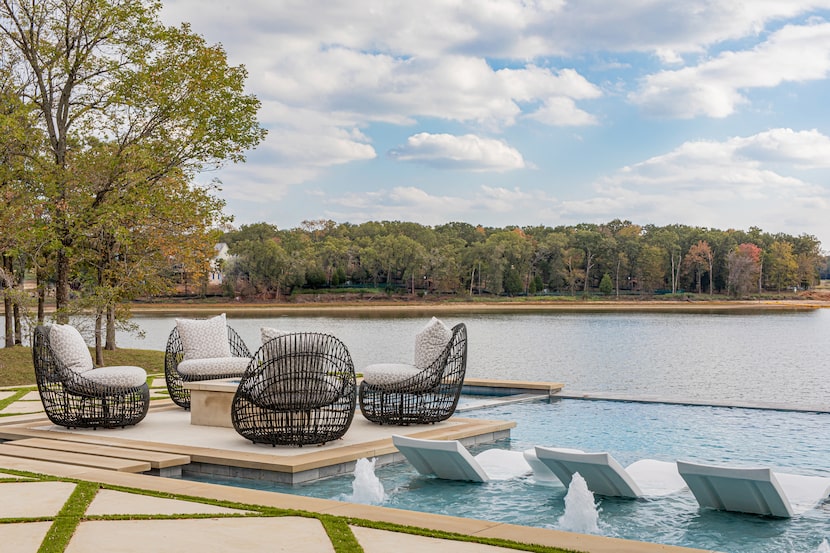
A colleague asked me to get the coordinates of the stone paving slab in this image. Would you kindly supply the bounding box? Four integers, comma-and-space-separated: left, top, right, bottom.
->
1, 401, 49, 414
86, 489, 253, 516
352, 525, 518, 552
0, 481, 77, 518
65, 517, 336, 553
0, 521, 53, 553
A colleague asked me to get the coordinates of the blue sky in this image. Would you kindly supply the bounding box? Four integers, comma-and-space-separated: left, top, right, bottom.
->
161, 1, 830, 248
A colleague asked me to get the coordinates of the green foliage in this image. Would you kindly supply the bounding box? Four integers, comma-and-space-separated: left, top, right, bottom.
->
0, 0, 265, 330
215, 220, 825, 301
599, 273, 613, 295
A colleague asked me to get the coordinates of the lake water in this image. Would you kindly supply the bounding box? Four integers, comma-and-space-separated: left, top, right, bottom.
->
109, 308, 830, 408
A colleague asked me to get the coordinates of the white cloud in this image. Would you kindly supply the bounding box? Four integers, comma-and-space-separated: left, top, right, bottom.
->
163, 1, 830, 60
388, 133, 527, 172
321, 183, 559, 225
631, 22, 830, 118
561, 128, 830, 236
157, 1, 830, 244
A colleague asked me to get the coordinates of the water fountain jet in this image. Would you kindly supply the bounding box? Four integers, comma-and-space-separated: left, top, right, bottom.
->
341, 457, 386, 505
558, 472, 600, 534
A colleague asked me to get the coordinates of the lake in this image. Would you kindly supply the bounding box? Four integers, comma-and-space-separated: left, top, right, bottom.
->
106, 307, 830, 408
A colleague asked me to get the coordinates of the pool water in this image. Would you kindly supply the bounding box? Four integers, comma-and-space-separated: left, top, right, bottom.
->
183, 399, 830, 553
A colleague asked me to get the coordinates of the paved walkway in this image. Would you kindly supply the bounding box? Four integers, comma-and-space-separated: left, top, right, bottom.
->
0, 474, 526, 552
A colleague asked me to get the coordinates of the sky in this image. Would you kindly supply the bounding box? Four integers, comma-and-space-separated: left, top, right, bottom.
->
160, 1, 830, 249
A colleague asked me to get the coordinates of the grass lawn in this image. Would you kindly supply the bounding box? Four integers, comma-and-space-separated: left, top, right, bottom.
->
0, 346, 165, 387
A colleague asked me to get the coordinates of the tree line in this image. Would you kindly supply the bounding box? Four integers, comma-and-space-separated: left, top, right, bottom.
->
0, 0, 265, 357
221, 220, 825, 300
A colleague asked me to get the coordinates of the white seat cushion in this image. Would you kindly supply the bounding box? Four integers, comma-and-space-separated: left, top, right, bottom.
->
49, 324, 94, 375
81, 366, 147, 390
177, 356, 251, 377
176, 313, 231, 360
261, 327, 290, 345
362, 362, 437, 392
414, 317, 452, 370
252, 374, 342, 409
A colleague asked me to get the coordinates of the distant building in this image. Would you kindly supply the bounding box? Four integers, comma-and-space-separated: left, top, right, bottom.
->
209, 243, 231, 284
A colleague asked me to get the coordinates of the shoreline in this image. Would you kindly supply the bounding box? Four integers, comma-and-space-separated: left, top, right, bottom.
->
124, 298, 830, 316
6, 298, 829, 318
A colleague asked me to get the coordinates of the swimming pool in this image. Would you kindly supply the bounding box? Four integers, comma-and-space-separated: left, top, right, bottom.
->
182, 398, 830, 553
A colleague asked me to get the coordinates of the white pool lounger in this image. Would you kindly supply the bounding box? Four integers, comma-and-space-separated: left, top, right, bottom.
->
677, 460, 830, 518
392, 435, 537, 482
534, 446, 687, 498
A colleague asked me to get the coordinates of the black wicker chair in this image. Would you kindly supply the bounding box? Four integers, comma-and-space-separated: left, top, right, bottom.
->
32, 325, 149, 429
359, 322, 467, 425
231, 332, 357, 446
164, 324, 251, 409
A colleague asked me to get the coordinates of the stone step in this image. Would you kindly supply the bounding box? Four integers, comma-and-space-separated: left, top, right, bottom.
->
0, 442, 151, 472
9, 438, 190, 470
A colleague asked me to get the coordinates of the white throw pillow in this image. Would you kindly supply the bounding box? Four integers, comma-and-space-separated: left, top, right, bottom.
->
261, 327, 289, 345
175, 313, 231, 360
413, 317, 453, 370
49, 324, 94, 374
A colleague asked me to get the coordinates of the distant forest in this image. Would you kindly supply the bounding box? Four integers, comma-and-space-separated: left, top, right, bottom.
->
218, 219, 827, 299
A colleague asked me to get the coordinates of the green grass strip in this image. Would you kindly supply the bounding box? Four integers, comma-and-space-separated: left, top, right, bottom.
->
38, 481, 99, 553
319, 515, 364, 553
0, 388, 34, 412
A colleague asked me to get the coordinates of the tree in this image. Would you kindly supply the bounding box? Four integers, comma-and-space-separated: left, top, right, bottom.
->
0, 0, 266, 321
637, 244, 664, 293
765, 241, 798, 292
684, 240, 714, 295
727, 243, 762, 297
599, 273, 613, 296
0, 63, 41, 346
571, 226, 605, 294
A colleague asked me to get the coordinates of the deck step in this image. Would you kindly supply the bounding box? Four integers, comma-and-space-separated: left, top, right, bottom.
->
8, 438, 191, 470
0, 443, 151, 472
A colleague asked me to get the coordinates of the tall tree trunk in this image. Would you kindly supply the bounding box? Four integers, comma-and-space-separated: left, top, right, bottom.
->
12, 302, 21, 345
36, 267, 45, 324
583, 251, 594, 294
3, 295, 12, 348
55, 247, 70, 323
94, 307, 104, 366
2, 255, 13, 347
708, 257, 714, 296
105, 304, 116, 350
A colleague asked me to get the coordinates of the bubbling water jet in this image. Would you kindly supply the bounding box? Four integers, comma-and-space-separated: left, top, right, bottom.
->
558, 472, 600, 534
342, 457, 386, 505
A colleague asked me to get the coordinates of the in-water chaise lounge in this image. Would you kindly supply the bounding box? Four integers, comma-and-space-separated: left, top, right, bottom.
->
677, 460, 830, 518
534, 446, 687, 498
392, 435, 554, 482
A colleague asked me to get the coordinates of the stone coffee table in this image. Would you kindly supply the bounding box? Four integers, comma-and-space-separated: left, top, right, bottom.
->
182, 378, 240, 428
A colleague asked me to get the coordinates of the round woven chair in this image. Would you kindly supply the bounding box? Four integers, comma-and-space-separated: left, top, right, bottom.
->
231, 332, 357, 446
164, 324, 251, 409
33, 325, 149, 429
359, 322, 467, 425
